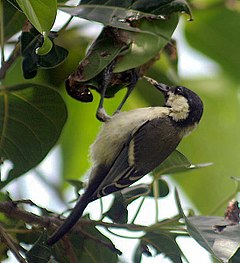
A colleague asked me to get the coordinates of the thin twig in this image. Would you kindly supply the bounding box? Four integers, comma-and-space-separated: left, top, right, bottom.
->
130, 197, 145, 224
0, 43, 21, 80
106, 228, 142, 239
0, 201, 61, 229
0, 200, 183, 233
0, 223, 27, 263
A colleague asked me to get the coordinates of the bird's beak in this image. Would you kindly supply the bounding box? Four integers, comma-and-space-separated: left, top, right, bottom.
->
143, 76, 169, 94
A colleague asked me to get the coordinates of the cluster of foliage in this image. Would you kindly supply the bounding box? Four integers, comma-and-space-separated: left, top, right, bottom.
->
0, 0, 240, 262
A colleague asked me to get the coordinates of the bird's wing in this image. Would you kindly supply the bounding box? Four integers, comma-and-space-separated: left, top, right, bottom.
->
90, 117, 181, 201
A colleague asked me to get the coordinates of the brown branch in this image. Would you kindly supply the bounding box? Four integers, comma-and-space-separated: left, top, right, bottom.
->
0, 223, 27, 263
0, 200, 144, 255
0, 201, 61, 229
0, 201, 147, 232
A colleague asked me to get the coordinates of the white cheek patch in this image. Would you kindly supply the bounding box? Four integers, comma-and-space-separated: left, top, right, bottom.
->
166, 92, 189, 121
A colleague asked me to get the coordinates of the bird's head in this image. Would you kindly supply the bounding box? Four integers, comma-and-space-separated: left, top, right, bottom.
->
144, 77, 203, 126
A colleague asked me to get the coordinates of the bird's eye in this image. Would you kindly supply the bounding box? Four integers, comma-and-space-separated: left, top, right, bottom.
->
175, 86, 183, 94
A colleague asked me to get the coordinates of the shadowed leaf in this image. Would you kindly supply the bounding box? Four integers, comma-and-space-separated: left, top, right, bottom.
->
136, 230, 184, 263
26, 231, 52, 263
0, 83, 67, 188
105, 184, 150, 223
60, 0, 192, 31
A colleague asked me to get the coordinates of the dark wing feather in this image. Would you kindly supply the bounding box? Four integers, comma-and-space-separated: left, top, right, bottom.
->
90, 117, 182, 201
132, 117, 182, 175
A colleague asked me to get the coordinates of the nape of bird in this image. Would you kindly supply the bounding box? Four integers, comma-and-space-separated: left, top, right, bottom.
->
47, 77, 203, 245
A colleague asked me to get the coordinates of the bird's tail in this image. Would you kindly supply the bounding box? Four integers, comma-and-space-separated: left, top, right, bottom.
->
47, 193, 89, 246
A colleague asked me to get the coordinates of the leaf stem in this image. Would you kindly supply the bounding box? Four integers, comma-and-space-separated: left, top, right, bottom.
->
106, 228, 143, 239
153, 179, 159, 223
99, 197, 104, 220
0, 0, 5, 65
130, 197, 145, 224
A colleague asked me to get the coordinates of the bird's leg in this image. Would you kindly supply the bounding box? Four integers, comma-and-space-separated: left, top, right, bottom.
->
96, 61, 116, 122
113, 69, 139, 115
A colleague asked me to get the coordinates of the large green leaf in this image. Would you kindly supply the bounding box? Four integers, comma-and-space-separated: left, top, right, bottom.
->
113, 14, 179, 73
0, 83, 67, 188
16, 0, 57, 34
60, 0, 192, 32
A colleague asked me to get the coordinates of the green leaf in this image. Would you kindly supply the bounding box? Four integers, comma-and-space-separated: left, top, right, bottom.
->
26, 231, 52, 263
113, 14, 179, 73
67, 14, 179, 93
70, 26, 129, 82
0, 83, 67, 188
61, 0, 192, 31
137, 231, 184, 263
153, 150, 191, 176
153, 150, 211, 177
175, 190, 240, 262
36, 34, 53, 55
104, 192, 128, 224
16, 0, 57, 34
3, 0, 26, 41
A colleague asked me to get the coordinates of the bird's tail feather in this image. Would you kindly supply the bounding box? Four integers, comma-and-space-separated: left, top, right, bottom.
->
47, 193, 89, 246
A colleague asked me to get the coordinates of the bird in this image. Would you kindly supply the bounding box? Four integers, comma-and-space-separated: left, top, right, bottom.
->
47, 77, 203, 245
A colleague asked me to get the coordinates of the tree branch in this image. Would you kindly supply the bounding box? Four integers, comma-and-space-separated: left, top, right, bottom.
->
0, 223, 27, 263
